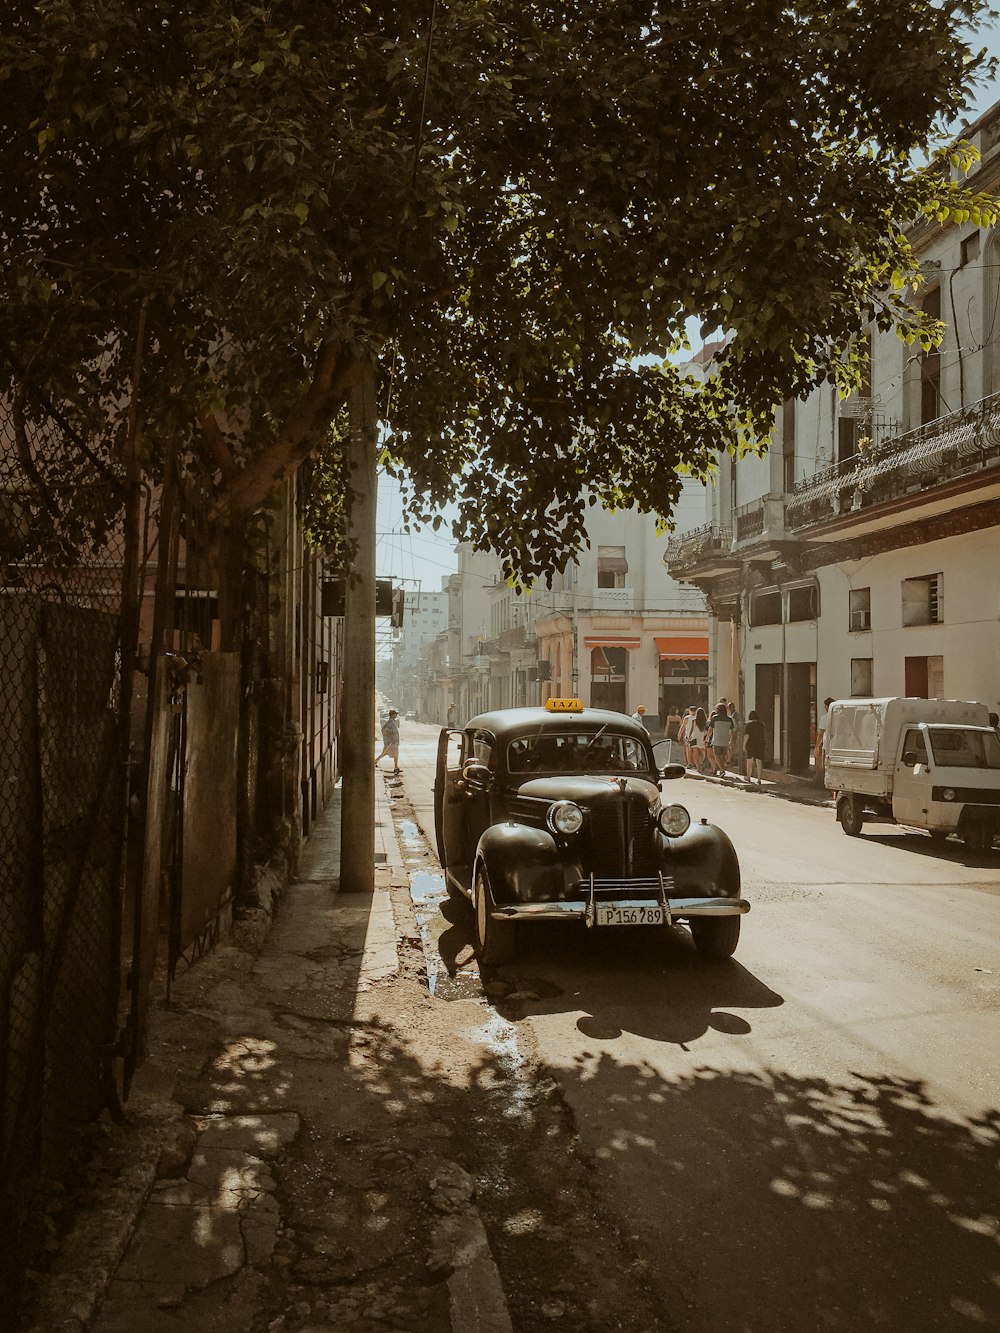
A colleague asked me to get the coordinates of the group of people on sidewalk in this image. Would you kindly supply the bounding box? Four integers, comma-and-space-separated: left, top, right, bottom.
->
662, 699, 767, 785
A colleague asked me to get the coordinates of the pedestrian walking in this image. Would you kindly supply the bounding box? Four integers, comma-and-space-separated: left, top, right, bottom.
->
446, 702, 456, 727
744, 709, 766, 785
678, 707, 693, 767
375, 709, 402, 773
631, 704, 649, 729
708, 703, 734, 776
689, 707, 709, 773
664, 702, 683, 765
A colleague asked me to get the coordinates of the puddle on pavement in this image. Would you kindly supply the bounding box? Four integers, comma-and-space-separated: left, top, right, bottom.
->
400, 830, 484, 1003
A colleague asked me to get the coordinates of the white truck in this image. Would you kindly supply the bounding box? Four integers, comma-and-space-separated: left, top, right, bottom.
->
824, 697, 1000, 851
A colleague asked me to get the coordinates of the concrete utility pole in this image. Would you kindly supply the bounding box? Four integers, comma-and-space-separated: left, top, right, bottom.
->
340, 358, 377, 892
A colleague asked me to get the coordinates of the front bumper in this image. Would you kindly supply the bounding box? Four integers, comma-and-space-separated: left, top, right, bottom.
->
491, 873, 750, 926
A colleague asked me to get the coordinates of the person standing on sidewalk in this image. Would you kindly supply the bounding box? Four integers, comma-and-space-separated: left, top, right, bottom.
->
375, 709, 402, 773
631, 703, 649, 729
814, 696, 834, 779
744, 709, 766, 785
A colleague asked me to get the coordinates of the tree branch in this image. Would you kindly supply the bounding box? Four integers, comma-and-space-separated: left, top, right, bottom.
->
225, 340, 355, 519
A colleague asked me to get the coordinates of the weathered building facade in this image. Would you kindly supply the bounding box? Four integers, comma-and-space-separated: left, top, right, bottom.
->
665, 100, 1000, 772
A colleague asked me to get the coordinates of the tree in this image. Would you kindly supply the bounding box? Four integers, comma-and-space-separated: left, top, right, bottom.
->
0, 0, 996, 589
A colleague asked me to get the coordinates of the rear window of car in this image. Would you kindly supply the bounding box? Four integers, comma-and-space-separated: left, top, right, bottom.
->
506, 730, 648, 775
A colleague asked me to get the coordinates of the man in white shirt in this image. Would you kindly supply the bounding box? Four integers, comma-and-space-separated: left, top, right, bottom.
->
631, 704, 649, 730
814, 697, 834, 777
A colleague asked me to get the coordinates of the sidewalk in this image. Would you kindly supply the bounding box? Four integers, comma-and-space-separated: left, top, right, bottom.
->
27, 776, 511, 1333
687, 763, 834, 807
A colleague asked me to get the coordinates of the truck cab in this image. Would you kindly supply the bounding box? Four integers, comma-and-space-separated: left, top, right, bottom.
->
825, 698, 1000, 851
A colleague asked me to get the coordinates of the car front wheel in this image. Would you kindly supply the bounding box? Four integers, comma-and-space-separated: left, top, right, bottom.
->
474, 864, 516, 967
690, 915, 740, 960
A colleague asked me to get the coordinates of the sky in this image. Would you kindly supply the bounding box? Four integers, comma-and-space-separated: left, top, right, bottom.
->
375, 25, 1000, 592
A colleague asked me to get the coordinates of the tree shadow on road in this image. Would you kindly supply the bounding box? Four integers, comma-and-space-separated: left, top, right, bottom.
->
559, 1055, 1000, 1332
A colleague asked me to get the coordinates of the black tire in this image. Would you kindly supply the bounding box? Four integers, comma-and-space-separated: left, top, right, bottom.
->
690, 915, 741, 960
964, 825, 992, 853
473, 864, 516, 967
838, 795, 864, 837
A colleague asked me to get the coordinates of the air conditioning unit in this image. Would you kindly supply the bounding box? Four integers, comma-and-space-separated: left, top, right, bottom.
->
849, 609, 871, 631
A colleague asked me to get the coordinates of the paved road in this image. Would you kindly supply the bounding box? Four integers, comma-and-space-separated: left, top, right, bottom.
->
391, 720, 1000, 1332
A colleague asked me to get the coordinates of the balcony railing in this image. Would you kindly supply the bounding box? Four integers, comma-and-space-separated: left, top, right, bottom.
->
733, 499, 764, 543
663, 523, 733, 571
585, 586, 635, 611
498, 624, 537, 651
786, 392, 1000, 530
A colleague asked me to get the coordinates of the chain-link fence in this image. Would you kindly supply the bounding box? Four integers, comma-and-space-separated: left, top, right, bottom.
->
0, 395, 130, 1321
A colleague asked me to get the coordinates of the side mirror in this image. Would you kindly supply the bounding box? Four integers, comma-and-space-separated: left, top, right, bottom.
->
658, 763, 687, 782
461, 761, 494, 792
902, 751, 917, 767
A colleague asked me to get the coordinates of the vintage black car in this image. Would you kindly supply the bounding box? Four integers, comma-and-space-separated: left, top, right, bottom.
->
433, 700, 748, 966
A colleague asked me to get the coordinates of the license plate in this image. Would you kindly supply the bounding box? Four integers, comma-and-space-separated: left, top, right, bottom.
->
595, 904, 664, 926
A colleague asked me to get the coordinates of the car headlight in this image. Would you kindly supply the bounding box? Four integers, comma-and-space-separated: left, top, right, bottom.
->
657, 804, 691, 837
941, 787, 956, 802
547, 801, 584, 835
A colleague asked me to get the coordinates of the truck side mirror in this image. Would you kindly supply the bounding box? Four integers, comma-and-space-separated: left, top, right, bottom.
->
902, 751, 917, 767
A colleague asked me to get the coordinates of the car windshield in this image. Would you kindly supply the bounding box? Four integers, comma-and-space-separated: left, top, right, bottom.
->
507, 730, 649, 775
929, 728, 1000, 770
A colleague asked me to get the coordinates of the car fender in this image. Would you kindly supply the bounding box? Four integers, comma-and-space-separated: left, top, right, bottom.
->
666, 821, 741, 898
475, 822, 576, 904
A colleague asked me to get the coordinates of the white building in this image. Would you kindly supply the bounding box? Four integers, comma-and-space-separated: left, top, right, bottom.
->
665, 98, 1000, 772
386, 586, 448, 715
426, 495, 711, 734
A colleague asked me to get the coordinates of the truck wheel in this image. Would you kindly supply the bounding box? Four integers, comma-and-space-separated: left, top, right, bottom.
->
838, 795, 864, 837
964, 826, 993, 854
474, 864, 516, 967
690, 915, 740, 960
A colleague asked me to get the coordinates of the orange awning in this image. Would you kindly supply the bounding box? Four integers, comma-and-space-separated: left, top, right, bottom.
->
584, 636, 641, 650
655, 635, 709, 660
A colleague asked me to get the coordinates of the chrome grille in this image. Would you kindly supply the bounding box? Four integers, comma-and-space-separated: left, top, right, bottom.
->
587, 803, 657, 877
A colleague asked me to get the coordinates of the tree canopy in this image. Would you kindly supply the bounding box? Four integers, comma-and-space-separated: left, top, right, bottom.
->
0, 0, 996, 580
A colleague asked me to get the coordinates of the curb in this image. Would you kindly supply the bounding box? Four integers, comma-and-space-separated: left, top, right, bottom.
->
377, 771, 515, 1333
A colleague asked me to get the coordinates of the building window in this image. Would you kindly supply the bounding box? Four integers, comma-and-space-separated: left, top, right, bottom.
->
787, 582, 819, 622
905, 654, 944, 698
960, 233, 981, 268
849, 587, 871, 632
597, 546, 628, 589
838, 416, 859, 465
837, 333, 872, 464
902, 573, 943, 626
750, 589, 782, 626
851, 658, 873, 696
920, 287, 942, 425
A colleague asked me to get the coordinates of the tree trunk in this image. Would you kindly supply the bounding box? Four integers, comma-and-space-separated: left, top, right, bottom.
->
340, 358, 377, 892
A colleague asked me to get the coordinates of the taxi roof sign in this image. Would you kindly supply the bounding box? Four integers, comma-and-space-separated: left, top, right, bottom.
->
545, 698, 584, 712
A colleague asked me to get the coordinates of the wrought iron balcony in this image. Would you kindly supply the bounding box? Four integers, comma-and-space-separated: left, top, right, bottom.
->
498, 624, 537, 651
663, 523, 734, 574
734, 499, 764, 543
786, 392, 1000, 530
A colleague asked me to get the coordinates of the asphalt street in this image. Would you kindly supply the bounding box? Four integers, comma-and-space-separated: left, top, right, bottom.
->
391, 717, 1000, 1333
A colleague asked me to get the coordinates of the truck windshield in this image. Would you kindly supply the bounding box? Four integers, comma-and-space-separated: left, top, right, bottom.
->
929, 729, 1000, 770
